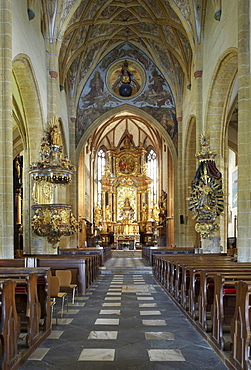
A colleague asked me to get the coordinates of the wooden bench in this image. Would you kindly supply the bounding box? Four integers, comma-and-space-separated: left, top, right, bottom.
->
143, 247, 193, 265
230, 280, 251, 370
152, 254, 251, 369
0, 267, 51, 370
0, 255, 100, 295
0, 279, 20, 370
59, 247, 111, 265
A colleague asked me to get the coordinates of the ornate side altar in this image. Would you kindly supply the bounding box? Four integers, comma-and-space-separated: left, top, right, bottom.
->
96, 135, 155, 248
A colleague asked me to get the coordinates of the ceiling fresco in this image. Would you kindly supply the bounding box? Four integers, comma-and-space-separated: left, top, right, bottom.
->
41, 0, 218, 149
75, 43, 177, 147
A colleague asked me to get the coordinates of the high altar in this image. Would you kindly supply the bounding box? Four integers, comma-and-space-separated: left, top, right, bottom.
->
94, 135, 158, 249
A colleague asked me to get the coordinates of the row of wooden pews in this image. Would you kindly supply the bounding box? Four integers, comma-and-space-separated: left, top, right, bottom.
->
0, 253, 102, 369
153, 254, 251, 370
0, 267, 51, 370
142, 246, 193, 265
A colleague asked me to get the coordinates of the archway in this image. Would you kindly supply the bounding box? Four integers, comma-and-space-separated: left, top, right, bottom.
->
76, 105, 177, 249
12, 54, 44, 254
205, 48, 238, 250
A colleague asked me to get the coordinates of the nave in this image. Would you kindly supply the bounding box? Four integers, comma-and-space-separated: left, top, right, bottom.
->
20, 257, 226, 370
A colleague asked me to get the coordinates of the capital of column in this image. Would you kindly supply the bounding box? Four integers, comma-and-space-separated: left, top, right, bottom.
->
194, 70, 203, 79
49, 70, 58, 79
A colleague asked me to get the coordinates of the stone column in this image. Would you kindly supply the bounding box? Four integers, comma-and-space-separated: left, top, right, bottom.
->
0, 1, 14, 258
237, 0, 251, 262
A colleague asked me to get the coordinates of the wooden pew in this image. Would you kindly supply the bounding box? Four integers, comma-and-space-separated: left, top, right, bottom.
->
0, 279, 20, 370
152, 254, 251, 369
59, 247, 111, 265
0, 255, 99, 295
0, 267, 51, 370
231, 280, 251, 370
144, 247, 193, 265
0, 268, 51, 341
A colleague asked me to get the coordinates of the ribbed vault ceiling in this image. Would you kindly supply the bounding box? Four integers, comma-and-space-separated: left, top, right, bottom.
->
55, 0, 202, 100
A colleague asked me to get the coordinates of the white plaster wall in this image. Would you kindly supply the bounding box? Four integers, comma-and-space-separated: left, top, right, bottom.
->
12, 0, 47, 122
202, 0, 238, 120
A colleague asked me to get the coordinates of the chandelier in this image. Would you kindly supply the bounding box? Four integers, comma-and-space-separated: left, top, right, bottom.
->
29, 117, 78, 246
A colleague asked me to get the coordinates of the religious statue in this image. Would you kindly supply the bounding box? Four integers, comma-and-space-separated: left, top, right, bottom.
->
112, 60, 140, 97
152, 204, 160, 223
94, 203, 102, 227
188, 133, 224, 238
120, 197, 135, 221
51, 125, 60, 146
105, 204, 112, 221
159, 190, 167, 215
141, 203, 148, 222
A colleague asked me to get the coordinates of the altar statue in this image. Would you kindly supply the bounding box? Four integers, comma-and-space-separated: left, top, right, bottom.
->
141, 202, 148, 222
152, 204, 160, 223
105, 204, 112, 221
94, 203, 102, 227
120, 197, 135, 221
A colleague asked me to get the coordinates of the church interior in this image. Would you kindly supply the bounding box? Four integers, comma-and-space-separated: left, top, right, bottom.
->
1, 0, 251, 369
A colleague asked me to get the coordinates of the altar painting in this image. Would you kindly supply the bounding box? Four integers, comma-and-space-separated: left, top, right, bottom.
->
117, 186, 137, 221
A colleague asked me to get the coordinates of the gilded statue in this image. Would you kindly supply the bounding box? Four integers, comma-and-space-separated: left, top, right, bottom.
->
141, 203, 148, 222
94, 203, 102, 227
152, 204, 160, 223
120, 197, 135, 221
105, 204, 112, 221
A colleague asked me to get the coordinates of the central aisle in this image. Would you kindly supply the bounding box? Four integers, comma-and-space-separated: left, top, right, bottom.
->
20, 258, 227, 369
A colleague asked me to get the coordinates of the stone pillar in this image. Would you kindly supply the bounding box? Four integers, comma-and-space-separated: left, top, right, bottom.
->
237, 0, 251, 262
47, 41, 59, 118
0, 1, 14, 258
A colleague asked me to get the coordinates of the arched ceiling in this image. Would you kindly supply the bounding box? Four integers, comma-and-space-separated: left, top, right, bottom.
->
42, 0, 209, 102
88, 112, 163, 156
41, 0, 213, 153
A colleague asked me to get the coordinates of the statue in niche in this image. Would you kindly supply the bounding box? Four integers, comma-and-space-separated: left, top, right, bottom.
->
112, 60, 140, 97
120, 197, 135, 221
105, 205, 112, 221
94, 203, 102, 227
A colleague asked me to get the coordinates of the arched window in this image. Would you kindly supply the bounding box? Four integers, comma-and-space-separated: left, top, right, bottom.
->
147, 149, 157, 204
97, 148, 106, 205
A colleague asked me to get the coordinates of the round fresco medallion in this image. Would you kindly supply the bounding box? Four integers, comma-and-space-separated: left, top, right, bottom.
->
118, 155, 135, 174
106, 59, 146, 99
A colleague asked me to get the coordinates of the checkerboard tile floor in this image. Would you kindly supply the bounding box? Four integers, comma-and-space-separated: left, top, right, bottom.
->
20, 266, 227, 369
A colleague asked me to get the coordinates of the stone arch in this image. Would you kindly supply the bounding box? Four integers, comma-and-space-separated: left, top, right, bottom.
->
204, 48, 238, 158
12, 54, 45, 253
204, 48, 238, 249
76, 104, 178, 246
12, 54, 45, 162
76, 104, 177, 167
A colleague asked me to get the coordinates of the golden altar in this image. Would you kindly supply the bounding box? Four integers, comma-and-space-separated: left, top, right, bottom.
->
95, 135, 159, 248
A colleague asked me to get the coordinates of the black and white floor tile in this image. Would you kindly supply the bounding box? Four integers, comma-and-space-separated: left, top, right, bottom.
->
20, 259, 227, 370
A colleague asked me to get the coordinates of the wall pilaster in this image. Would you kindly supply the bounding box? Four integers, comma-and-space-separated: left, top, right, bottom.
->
0, 0, 14, 258
237, 0, 251, 262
